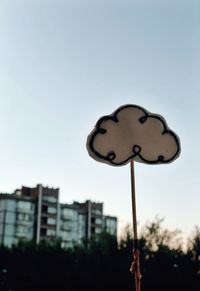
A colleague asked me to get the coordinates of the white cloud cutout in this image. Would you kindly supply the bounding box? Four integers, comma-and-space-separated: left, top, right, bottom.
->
86, 104, 181, 166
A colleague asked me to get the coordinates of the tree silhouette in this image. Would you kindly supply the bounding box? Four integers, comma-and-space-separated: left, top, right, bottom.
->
0, 219, 199, 291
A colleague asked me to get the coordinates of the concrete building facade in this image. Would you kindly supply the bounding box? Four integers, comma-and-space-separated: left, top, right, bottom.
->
0, 185, 117, 247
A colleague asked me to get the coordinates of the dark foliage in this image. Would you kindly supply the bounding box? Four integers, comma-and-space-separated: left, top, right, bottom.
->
0, 221, 200, 291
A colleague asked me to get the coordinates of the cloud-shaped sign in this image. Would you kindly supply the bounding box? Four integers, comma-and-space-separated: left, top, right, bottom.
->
86, 104, 181, 166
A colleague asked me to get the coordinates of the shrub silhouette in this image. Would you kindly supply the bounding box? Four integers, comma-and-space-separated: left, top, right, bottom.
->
0, 219, 199, 291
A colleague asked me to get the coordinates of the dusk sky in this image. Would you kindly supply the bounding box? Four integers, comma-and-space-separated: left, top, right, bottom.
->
1, 0, 199, 238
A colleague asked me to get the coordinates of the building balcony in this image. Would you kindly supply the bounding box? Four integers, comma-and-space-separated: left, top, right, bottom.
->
15, 220, 33, 226
16, 207, 34, 214
40, 224, 57, 229
40, 212, 57, 218
41, 200, 57, 207
60, 225, 72, 232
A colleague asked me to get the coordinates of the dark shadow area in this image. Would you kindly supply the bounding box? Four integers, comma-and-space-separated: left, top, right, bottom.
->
0, 220, 199, 291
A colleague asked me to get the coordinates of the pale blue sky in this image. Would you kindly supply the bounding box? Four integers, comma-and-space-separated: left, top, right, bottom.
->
0, 0, 199, 237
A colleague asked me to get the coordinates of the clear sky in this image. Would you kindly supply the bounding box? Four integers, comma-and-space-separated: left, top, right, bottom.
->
0, 0, 199, 238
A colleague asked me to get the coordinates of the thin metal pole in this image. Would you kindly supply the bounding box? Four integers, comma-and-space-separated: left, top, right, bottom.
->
130, 160, 141, 291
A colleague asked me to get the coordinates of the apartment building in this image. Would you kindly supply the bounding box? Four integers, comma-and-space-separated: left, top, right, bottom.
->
0, 194, 35, 246
16, 184, 60, 244
60, 200, 106, 248
0, 184, 117, 247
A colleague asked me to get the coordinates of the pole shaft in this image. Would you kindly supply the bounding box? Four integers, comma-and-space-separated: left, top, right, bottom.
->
130, 160, 141, 291
130, 160, 138, 245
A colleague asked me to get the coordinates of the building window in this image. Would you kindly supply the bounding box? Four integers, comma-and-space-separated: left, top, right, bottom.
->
24, 214, 31, 221
46, 229, 56, 236
17, 201, 32, 211
91, 217, 102, 225
47, 218, 56, 225
16, 225, 31, 235
95, 218, 102, 225
62, 208, 77, 219
92, 209, 102, 215
48, 207, 57, 214
4, 236, 15, 247
5, 224, 15, 236
95, 228, 101, 234
17, 213, 23, 221
5, 212, 15, 224
5, 200, 16, 211
42, 196, 57, 203
17, 213, 32, 221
